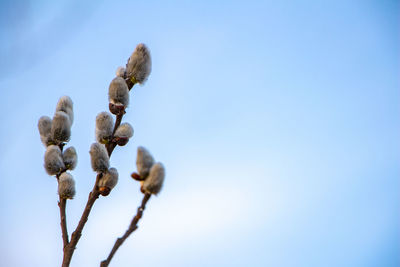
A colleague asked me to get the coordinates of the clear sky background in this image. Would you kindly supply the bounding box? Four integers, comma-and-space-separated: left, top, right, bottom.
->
0, 0, 399, 266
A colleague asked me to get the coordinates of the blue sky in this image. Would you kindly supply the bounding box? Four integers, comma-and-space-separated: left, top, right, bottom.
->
0, 0, 399, 266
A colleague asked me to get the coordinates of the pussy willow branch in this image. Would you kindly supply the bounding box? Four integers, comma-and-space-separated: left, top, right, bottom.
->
100, 193, 151, 267
62, 112, 125, 267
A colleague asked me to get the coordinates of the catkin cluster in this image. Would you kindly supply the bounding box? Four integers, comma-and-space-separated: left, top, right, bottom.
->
89, 142, 119, 196
38, 96, 77, 199
37, 43, 167, 266
132, 147, 165, 195
89, 44, 151, 196
110, 43, 151, 115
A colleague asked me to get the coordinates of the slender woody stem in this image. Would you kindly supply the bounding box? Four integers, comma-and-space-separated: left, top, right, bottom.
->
58, 197, 69, 248
100, 193, 151, 267
62, 112, 124, 267
62, 175, 100, 267
57, 145, 69, 249
106, 114, 123, 156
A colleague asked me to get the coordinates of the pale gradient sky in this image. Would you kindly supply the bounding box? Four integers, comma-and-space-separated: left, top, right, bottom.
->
0, 0, 399, 266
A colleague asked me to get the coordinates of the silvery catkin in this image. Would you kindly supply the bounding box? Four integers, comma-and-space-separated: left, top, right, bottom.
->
51, 111, 71, 143
108, 77, 129, 107
56, 96, 74, 124
126, 43, 152, 84
98, 167, 118, 190
114, 123, 134, 139
116, 66, 126, 78
95, 112, 114, 143
142, 162, 165, 195
63, 146, 77, 170
38, 116, 52, 146
89, 143, 110, 173
44, 145, 65, 175
58, 172, 76, 199
136, 146, 154, 178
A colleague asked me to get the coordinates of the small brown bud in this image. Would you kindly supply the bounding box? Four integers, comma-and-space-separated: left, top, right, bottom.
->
99, 186, 111, 196
131, 172, 144, 181
109, 103, 126, 116
114, 137, 129, 146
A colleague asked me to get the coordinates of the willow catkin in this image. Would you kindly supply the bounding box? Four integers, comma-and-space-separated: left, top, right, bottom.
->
63, 146, 77, 170
38, 116, 52, 146
136, 146, 154, 178
108, 77, 129, 107
116, 66, 126, 78
44, 145, 65, 175
98, 167, 118, 191
51, 111, 71, 143
95, 112, 114, 143
114, 123, 133, 139
89, 143, 109, 173
58, 172, 76, 199
126, 43, 152, 84
56, 96, 74, 124
142, 162, 165, 195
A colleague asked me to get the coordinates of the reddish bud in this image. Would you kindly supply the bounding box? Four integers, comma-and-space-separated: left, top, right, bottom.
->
109, 103, 126, 115
115, 137, 129, 146
99, 186, 111, 196
131, 172, 144, 181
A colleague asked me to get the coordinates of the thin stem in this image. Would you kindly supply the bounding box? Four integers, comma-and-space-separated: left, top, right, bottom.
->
106, 114, 123, 156
125, 78, 135, 91
57, 144, 69, 249
58, 197, 69, 248
62, 175, 101, 267
100, 193, 151, 267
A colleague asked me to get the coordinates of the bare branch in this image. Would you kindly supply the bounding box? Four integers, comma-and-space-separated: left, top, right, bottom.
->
100, 193, 151, 267
58, 197, 69, 248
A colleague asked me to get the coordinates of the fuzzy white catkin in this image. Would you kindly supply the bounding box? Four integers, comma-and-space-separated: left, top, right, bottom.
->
114, 123, 133, 138
63, 146, 77, 170
58, 172, 76, 199
56, 96, 74, 124
126, 43, 152, 84
89, 143, 110, 173
136, 146, 154, 178
142, 163, 165, 195
38, 116, 52, 146
95, 112, 114, 143
98, 167, 118, 190
116, 66, 126, 78
108, 77, 129, 107
51, 111, 71, 143
44, 145, 65, 175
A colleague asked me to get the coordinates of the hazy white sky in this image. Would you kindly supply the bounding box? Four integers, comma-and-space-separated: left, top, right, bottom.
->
0, 0, 399, 266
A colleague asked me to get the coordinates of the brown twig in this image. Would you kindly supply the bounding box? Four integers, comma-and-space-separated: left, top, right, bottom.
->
62, 111, 125, 267
57, 145, 70, 249
62, 175, 101, 267
100, 193, 151, 267
58, 197, 69, 248
106, 114, 123, 156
